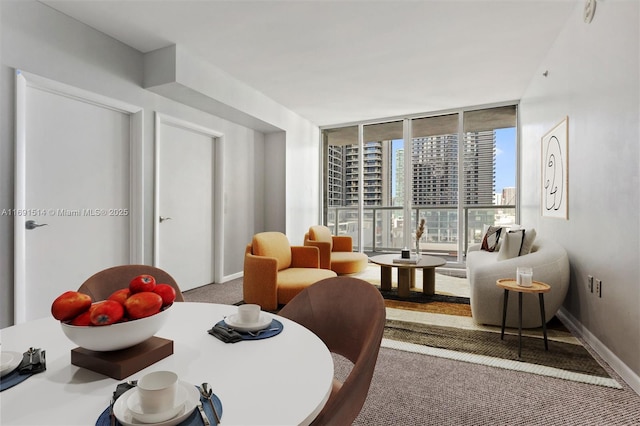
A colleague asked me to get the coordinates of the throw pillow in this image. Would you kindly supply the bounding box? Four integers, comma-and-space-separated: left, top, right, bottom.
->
520, 228, 537, 255
481, 225, 503, 252
497, 229, 525, 261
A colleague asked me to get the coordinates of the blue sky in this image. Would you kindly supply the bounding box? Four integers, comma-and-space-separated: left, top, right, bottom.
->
495, 127, 516, 193
391, 127, 516, 197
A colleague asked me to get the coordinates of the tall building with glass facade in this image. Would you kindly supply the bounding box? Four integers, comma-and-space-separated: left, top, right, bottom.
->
328, 132, 495, 207
410, 130, 495, 206
394, 148, 404, 206
330, 141, 392, 207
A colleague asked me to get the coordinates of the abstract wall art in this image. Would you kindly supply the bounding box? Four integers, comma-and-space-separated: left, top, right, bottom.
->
541, 117, 568, 219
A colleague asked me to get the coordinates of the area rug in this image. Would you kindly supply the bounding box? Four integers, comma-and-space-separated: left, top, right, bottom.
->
384, 298, 472, 317
382, 318, 622, 389
359, 264, 619, 389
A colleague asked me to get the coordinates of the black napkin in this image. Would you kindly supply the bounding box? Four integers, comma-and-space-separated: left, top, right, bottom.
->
207, 325, 243, 343
1, 348, 46, 392
18, 347, 46, 375
113, 382, 136, 399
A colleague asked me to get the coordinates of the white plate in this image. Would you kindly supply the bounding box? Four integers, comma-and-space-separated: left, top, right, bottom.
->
224, 312, 272, 332
127, 384, 187, 424
0, 351, 22, 377
114, 381, 199, 426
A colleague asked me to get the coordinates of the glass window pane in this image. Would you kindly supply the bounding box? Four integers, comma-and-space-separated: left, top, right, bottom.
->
322, 104, 518, 260
323, 126, 357, 238
411, 114, 459, 207
463, 106, 517, 247
410, 114, 459, 255
363, 121, 402, 251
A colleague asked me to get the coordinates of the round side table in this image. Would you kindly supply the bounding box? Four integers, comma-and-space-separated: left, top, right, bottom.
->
496, 278, 551, 359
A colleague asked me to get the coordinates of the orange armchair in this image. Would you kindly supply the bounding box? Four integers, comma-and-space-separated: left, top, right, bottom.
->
243, 232, 337, 310
304, 225, 368, 275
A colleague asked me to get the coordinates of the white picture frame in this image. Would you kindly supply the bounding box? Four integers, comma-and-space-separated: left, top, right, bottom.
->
541, 117, 569, 219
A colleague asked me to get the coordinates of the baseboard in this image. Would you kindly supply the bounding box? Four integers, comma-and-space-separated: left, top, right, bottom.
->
557, 307, 640, 396
220, 271, 243, 283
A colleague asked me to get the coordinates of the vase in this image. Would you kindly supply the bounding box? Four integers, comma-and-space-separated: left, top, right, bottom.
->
415, 241, 421, 260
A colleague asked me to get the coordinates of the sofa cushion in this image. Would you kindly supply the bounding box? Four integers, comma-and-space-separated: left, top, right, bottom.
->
481, 226, 503, 252
252, 232, 292, 271
497, 229, 525, 261
520, 228, 537, 255
276, 268, 337, 304
309, 225, 334, 250
330, 251, 369, 275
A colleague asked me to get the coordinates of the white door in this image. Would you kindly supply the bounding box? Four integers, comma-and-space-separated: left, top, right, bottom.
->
155, 115, 218, 291
14, 71, 142, 323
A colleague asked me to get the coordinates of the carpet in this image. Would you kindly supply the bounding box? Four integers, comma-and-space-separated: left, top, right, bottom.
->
382, 317, 622, 389
358, 265, 620, 388
384, 298, 472, 317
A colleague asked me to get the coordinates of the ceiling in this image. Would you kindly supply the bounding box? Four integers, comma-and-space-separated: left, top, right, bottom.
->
40, 0, 578, 127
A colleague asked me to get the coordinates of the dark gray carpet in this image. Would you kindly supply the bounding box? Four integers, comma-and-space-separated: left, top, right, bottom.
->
338, 346, 640, 426
182, 277, 243, 305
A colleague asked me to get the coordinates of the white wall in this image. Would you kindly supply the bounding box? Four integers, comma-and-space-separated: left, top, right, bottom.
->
0, 1, 321, 327
142, 44, 322, 243
520, 1, 640, 386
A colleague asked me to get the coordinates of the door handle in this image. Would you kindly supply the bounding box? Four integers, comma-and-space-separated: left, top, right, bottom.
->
25, 220, 48, 230
159, 216, 172, 223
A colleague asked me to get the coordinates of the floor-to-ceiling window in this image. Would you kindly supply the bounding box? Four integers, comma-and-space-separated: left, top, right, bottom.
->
322, 104, 517, 263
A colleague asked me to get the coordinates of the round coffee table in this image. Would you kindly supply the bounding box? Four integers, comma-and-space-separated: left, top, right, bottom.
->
368, 254, 446, 298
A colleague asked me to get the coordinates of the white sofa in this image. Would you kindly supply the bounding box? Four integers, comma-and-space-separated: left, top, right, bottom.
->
466, 237, 570, 328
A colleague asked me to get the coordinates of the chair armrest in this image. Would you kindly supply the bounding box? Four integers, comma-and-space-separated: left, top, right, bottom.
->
243, 247, 278, 310
291, 246, 320, 268
304, 235, 332, 269
332, 235, 353, 252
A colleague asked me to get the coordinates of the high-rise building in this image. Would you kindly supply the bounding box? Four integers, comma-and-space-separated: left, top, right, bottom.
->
463, 130, 496, 206
327, 144, 344, 206
330, 131, 495, 207
410, 130, 495, 206
502, 187, 516, 205
336, 141, 392, 207
394, 148, 404, 206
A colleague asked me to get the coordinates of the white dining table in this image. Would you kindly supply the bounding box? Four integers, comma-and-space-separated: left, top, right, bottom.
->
0, 302, 334, 426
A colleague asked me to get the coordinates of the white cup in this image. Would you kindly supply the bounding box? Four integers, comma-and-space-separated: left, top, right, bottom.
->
137, 371, 178, 414
238, 304, 261, 324
517, 267, 533, 287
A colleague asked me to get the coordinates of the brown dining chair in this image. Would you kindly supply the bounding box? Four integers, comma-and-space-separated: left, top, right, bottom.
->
278, 276, 386, 426
77, 264, 184, 302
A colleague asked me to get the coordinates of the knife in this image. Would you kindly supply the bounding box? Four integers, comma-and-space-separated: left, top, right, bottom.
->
197, 401, 211, 425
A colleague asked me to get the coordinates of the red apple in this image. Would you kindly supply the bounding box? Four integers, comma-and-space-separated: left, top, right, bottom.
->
89, 300, 125, 326
51, 291, 92, 321
153, 284, 176, 307
124, 292, 163, 319
129, 274, 156, 293
108, 288, 131, 305
69, 310, 92, 326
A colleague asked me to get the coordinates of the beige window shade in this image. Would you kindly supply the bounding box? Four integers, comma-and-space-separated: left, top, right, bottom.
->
412, 114, 459, 138
324, 121, 404, 146
363, 121, 403, 142
463, 105, 517, 132
324, 126, 358, 146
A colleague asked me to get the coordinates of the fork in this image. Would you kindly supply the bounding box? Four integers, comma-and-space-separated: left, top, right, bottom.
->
197, 401, 211, 425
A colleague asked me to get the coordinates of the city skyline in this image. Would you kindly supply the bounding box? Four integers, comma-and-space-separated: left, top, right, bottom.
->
391, 126, 516, 201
